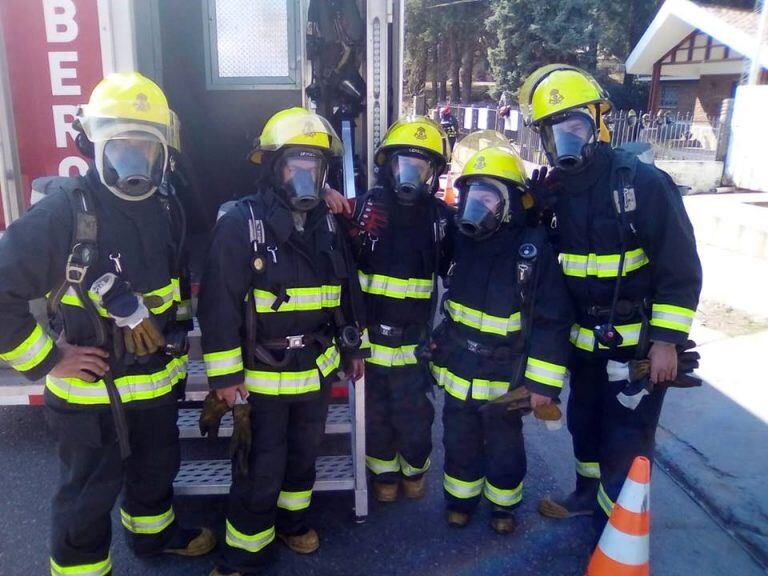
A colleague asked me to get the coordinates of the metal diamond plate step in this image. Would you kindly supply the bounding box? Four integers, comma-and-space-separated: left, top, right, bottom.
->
177, 404, 351, 438
174, 455, 355, 496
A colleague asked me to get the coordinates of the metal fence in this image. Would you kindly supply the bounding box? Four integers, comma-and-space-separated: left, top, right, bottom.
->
432, 106, 723, 164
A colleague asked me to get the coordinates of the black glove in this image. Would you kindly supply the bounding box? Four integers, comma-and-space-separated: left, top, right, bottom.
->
347, 193, 388, 237
525, 166, 561, 212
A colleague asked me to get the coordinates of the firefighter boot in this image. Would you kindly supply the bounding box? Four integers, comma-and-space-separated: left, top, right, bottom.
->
279, 528, 320, 554
447, 510, 471, 528
401, 476, 426, 499
373, 481, 399, 503
490, 507, 516, 535
538, 476, 599, 519
162, 527, 217, 557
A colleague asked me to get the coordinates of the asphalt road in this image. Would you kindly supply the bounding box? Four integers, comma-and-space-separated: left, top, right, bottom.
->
0, 392, 764, 576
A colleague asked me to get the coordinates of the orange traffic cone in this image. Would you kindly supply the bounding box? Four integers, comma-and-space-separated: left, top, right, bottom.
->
585, 456, 650, 576
443, 173, 456, 206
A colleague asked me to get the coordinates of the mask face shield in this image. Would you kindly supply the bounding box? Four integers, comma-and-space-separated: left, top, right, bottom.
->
455, 177, 508, 240
540, 110, 596, 172
276, 149, 328, 212
95, 128, 167, 201
389, 150, 436, 205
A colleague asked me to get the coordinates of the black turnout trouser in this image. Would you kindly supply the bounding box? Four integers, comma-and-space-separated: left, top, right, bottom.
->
47, 401, 181, 574
567, 356, 666, 532
222, 392, 329, 571
442, 394, 526, 514
365, 364, 435, 483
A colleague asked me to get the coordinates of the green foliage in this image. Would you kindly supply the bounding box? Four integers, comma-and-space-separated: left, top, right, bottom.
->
486, 0, 596, 97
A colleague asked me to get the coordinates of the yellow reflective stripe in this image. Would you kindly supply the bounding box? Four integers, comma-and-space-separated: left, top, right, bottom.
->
204, 348, 244, 377
225, 521, 275, 553
560, 248, 649, 278
50, 556, 112, 576
59, 287, 109, 317
45, 357, 186, 405
650, 303, 695, 334
483, 480, 523, 507
245, 368, 320, 395
245, 345, 339, 395
366, 454, 400, 475
576, 460, 601, 479
431, 364, 508, 402
470, 378, 509, 401
400, 455, 431, 478
277, 490, 312, 511
0, 324, 54, 372
360, 328, 371, 350
144, 281, 176, 314
597, 482, 615, 517
120, 507, 175, 535
445, 299, 521, 336
365, 343, 418, 367
316, 344, 341, 377
524, 357, 567, 389
430, 364, 470, 401
443, 473, 484, 499
569, 323, 642, 352
358, 271, 432, 300
252, 285, 341, 313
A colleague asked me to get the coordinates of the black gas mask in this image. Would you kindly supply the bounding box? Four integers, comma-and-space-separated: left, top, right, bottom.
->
275, 149, 328, 212
540, 109, 597, 173
455, 177, 509, 240
389, 150, 436, 206
96, 131, 166, 201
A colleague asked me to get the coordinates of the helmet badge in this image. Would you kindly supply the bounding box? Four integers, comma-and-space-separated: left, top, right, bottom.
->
474, 156, 486, 170
548, 89, 565, 106
414, 127, 427, 140
133, 93, 150, 113
303, 121, 317, 137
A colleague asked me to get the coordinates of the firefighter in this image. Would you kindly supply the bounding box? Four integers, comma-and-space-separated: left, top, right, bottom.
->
0, 72, 215, 576
341, 116, 453, 503
198, 107, 368, 575
518, 65, 702, 533
429, 145, 573, 533
439, 106, 459, 151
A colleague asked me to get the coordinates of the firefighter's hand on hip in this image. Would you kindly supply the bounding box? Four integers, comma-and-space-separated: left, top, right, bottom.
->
529, 392, 552, 410
648, 341, 678, 384
346, 358, 365, 382
215, 383, 249, 408
49, 334, 110, 382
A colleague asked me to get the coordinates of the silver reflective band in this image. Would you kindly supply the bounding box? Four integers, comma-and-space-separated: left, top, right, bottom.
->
560, 248, 649, 278
445, 299, 521, 336
358, 271, 433, 300
443, 473, 484, 499
483, 481, 523, 507
225, 521, 275, 553
277, 490, 312, 511
120, 507, 175, 535
366, 455, 400, 475
50, 556, 112, 576
576, 460, 601, 479
366, 343, 418, 367
0, 324, 53, 371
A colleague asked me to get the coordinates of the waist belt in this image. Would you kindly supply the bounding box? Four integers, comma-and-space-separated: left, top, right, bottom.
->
585, 299, 648, 322
370, 323, 426, 342
259, 332, 326, 351
447, 327, 519, 361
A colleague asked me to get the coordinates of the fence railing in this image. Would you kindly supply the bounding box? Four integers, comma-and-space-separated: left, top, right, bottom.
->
431, 106, 723, 164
